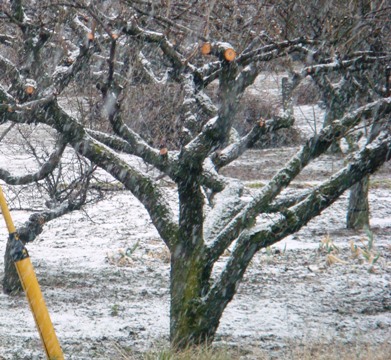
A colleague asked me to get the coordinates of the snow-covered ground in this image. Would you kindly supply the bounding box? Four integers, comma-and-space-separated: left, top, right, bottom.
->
0, 97, 390, 358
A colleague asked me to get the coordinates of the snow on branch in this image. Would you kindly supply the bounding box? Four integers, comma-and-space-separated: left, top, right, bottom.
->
17, 198, 87, 244
180, 73, 203, 141
0, 86, 56, 124
194, 91, 218, 117
50, 43, 95, 96
0, 137, 67, 185
302, 54, 391, 78
197, 38, 315, 86
40, 100, 179, 248
200, 42, 237, 62
137, 52, 168, 84
206, 97, 391, 262
0, 56, 25, 94
238, 37, 318, 66
206, 131, 391, 310
0, 33, 15, 46
79, 133, 179, 249
0, 84, 16, 114
199, 157, 226, 193
87, 129, 178, 179
212, 114, 295, 170
122, 18, 185, 69
204, 179, 244, 242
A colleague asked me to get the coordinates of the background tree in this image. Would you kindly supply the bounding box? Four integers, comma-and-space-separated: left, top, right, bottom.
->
0, 0, 390, 348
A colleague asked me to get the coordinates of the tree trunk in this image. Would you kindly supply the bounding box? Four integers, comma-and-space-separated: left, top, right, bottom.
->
169, 178, 216, 347
170, 253, 218, 348
346, 175, 370, 229
2, 237, 23, 294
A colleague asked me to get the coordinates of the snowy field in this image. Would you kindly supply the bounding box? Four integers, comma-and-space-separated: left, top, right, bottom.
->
0, 95, 390, 358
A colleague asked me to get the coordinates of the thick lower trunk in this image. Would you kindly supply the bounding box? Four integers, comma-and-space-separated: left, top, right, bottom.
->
169, 254, 218, 348
346, 176, 370, 229
2, 237, 23, 294
169, 177, 218, 348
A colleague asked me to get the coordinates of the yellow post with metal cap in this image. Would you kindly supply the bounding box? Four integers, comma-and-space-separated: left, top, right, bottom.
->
0, 185, 64, 360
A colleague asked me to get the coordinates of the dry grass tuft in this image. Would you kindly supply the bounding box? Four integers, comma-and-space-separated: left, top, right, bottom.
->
113, 339, 391, 360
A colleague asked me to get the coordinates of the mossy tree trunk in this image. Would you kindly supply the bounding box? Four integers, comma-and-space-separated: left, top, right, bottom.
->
346, 176, 370, 229
169, 174, 213, 347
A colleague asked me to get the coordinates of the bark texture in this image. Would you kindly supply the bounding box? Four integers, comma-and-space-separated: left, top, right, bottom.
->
347, 176, 370, 229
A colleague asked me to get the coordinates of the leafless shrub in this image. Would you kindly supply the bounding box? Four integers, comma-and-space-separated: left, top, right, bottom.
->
236, 93, 301, 148
122, 83, 185, 149
293, 79, 320, 106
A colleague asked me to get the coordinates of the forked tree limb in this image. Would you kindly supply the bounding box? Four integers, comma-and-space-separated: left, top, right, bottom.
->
212, 114, 295, 170
207, 97, 391, 262
205, 130, 391, 315
47, 101, 179, 250
86, 129, 178, 178
122, 18, 185, 70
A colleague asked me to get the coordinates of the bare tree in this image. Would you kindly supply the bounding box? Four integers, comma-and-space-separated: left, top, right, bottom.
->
0, 0, 390, 348
0, 125, 99, 293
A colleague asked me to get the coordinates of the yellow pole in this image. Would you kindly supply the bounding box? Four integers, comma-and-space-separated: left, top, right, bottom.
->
0, 185, 64, 360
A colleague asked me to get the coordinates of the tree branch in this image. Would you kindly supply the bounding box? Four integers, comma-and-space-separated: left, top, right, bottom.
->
205, 130, 391, 315
46, 101, 179, 249
122, 18, 185, 70
79, 133, 179, 249
86, 128, 178, 178
0, 137, 67, 185
212, 114, 295, 170
206, 97, 391, 262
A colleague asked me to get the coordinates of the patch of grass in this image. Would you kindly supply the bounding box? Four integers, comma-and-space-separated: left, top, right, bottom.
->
350, 227, 381, 273
369, 178, 391, 189
247, 182, 266, 188
319, 234, 339, 254
106, 241, 139, 266
112, 343, 240, 360
110, 304, 120, 316
318, 234, 348, 266
147, 246, 171, 263
112, 340, 391, 360
281, 340, 391, 360
143, 345, 239, 360
246, 181, 318, 190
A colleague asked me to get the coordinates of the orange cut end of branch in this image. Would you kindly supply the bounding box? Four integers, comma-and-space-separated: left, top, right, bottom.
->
224, 48, 236, 62
159, 148, 168, 156
25, 86, 35, 95
7, 106, 13, 112
112, 33, 119, 40
259, 118, 266, 128
87, 32, 94, 41
201, 42, 212, 55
